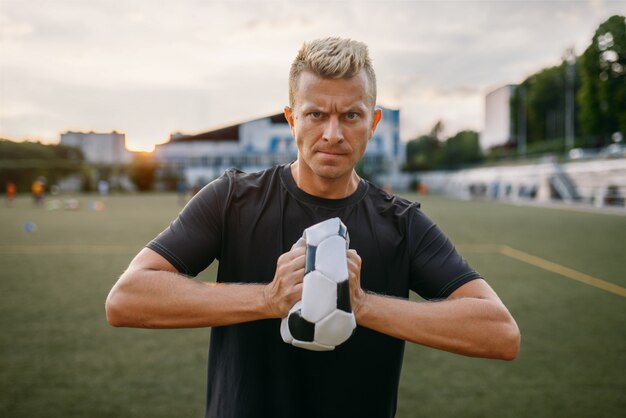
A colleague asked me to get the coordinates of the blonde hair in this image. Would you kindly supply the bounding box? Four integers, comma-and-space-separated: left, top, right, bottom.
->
288, 37, 377, 108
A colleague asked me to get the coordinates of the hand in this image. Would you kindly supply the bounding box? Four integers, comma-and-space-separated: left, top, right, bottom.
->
264, 241, 306, 318
347, 249, 367, 318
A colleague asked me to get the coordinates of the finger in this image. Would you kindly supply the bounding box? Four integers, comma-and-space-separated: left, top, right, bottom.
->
291, 237, 306, 250
290, 266, 306, 283
287, 253, 306, 273
290, 282, 304, 301
346, 250, 361, 270
347, 249, 361, 262
288, 246, 306, 259
278, 246, 305, 265
279, 266, 306, 290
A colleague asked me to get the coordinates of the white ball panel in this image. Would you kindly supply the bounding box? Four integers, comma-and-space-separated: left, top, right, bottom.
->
280, 315, 294, 344
292, 339, 335, 352
315, 235, 348, 283
314, 310, 357, 347
301, 271, 337, 323
304, 218, 341, 246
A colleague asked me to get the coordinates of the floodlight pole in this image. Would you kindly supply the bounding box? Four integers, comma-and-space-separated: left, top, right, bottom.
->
517, 85, 527, 156
564, 48, 576, 151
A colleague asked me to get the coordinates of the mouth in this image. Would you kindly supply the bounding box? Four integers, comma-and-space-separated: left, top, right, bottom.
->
317, 150, 346, 156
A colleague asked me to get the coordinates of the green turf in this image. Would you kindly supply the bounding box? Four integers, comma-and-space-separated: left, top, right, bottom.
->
1, 193, 625, 417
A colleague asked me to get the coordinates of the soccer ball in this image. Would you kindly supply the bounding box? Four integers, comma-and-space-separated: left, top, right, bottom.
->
280, 218, 356, 351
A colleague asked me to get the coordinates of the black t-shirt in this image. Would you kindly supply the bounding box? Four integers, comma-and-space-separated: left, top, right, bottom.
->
147, 164, 480, 418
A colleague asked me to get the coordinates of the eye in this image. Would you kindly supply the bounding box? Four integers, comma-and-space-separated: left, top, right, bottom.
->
346, 112, 359, 120
309, 111, 322, 119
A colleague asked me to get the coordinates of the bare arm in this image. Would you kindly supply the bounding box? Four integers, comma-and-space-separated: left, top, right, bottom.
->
105, 245, 306, 328
348, 251, 520, 360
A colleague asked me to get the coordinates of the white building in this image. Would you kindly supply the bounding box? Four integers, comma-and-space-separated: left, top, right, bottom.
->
60, 131, 132, 164
480, 85, 517, 151
155, 107, 404, 187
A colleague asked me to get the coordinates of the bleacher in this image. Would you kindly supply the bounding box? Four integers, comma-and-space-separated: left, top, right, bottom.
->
417, 158, 626, 208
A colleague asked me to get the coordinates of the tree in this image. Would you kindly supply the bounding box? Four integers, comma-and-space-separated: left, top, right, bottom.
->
429, 120, 445, 140
129, 153, 158, 191
510, 64, 578, 146
527, 65, 565, 143
404, 123, 482, 171
0, 139, 86, 191
405, 134, 442, 171
441, 130, 482, 166
578, 15, 626, 144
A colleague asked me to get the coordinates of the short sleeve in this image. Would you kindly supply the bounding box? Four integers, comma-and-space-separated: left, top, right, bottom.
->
409, 208, 480, 300
146, 172, 231, 276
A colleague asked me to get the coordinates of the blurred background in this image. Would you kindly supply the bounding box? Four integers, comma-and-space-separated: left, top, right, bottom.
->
1, 0, 625, 203
1, 1, 625, 417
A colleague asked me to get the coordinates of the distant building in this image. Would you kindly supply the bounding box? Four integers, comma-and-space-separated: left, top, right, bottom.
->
155, 107, 403, 187
60, 131, 132, 164
480, 85, 517, 151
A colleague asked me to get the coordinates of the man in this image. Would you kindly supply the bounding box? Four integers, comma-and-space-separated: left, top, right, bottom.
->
5, 181, 17, 206
106, 37, 520, 418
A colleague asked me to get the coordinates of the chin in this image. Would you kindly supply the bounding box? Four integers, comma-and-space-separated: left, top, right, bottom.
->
312, 165, 351, 180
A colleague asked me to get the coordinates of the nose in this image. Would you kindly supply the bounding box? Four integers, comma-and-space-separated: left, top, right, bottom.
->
323, 116, 344, 144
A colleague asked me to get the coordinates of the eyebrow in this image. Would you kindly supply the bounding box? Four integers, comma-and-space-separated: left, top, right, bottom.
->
300, 103, 369, 113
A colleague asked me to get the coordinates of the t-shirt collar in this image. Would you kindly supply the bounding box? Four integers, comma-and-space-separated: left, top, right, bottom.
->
279, 163, 369, 209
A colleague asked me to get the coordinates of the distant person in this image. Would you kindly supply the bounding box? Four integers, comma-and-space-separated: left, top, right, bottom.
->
106, 37, 520, 418
6, 181, 17, 206
418, 181, 428, 195
31, 178, 45, 206
98, 180, 110, 197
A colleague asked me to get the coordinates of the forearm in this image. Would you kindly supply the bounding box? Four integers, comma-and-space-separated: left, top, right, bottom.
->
105, 268, 274, 329
356, 292, 520, 360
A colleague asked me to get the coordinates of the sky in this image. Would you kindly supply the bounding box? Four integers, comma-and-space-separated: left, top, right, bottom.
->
1, 0, 624, 152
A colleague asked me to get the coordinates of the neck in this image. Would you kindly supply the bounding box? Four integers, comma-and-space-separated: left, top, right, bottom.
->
290, 161, 360, 199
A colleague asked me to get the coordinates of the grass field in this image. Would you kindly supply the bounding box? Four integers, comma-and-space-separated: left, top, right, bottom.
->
1, 192, 625, 417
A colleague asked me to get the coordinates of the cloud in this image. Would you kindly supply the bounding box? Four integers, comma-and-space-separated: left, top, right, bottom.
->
1, 0, 625, 147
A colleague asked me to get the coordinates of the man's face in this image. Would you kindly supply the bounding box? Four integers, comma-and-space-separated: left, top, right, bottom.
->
285, 70, 382, 184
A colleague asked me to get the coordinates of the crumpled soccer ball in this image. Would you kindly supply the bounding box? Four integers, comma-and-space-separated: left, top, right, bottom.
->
280, 217, 356, 351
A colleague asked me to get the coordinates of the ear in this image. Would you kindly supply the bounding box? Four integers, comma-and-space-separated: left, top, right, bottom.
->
284, 106, 295, 129
370, 108, 382, 136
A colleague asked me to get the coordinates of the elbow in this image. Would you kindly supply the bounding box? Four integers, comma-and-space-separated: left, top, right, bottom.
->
105, 289, 127, 327
499, 320, 521, 361
106, 270, 157, 328
105, 276, 136, 327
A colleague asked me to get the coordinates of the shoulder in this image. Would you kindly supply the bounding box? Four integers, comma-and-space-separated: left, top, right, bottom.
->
191, 166, 284, 216
363, 180, 421, 219
354, 181, 426, 244
224, 166, 281, 189
195, 166, 281, 199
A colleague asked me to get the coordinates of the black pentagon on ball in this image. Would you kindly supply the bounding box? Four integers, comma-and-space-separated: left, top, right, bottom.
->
288, 309, 315, 342
336, 280, 352, 313
305, 244, 317, 274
